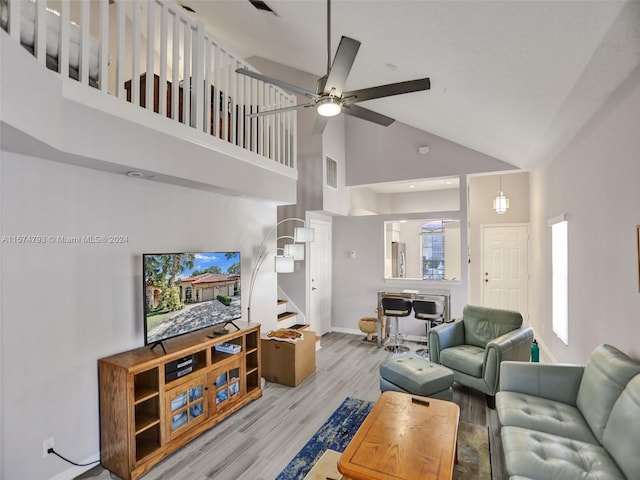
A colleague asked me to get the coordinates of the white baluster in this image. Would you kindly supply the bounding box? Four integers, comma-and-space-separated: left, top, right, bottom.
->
192, 22, 204, 132
115, 0, 126, 99
98, 0, 108, 92
79, 0, 89, 84
159, 2, 168, 117
8, 0, 20, 41
145, 1, 155, 111
131, 1, 140, 106
59, 0, 70, 80
35, 0, 46, 65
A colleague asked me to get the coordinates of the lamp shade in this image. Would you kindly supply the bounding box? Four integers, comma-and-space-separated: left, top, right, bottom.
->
493, 192, 510, 214
274, 255, 295, 273
283, 243, 305, 261
294, 227, 315, 242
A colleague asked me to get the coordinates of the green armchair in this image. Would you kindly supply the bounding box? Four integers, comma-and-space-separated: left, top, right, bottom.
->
428, 304, 534, 407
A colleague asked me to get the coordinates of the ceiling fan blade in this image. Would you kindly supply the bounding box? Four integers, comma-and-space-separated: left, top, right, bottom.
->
312, 116, 329, 135
246, 103, 314, 118
343, 78, 431, 104
236, 68, 318, 99
324, 36, 361, 96
343, 104, 395, 126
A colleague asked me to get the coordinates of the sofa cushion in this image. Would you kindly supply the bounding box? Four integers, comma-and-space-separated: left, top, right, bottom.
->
602, 374, 640, 480
496, 391, 597, 444
440, 344, 485, 378
501, 426, 626, 480
576, 344, 640, 443
462, 305, 523, 348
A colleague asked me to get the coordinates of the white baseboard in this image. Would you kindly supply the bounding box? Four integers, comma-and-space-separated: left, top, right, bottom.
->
536, 336, 558, 364
48, 454, 100, 480
329, 327, 425, 345
330, 326, 361, 336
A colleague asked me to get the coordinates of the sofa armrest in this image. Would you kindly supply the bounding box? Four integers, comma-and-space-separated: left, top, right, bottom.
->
499, 361, 585, 406
428, 320, 465, 364
482, 326, 534, 396
487, 326, 535, 362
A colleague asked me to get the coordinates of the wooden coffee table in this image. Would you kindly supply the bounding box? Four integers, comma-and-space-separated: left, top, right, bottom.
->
338, 391, 460, 480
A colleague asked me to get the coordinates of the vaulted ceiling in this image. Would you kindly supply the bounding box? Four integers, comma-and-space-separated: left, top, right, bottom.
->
181, 0, 640, 171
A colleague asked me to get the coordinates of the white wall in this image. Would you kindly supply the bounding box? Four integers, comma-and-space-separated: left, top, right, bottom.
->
332, 183, 469, 338
322, 115, 350, 216
332, 213, 468, 338
382, 188, 460, 215
468, 172, 530, 306
0, 152, 278, 480
529, 68, 640, 363
345, 116, 518, 187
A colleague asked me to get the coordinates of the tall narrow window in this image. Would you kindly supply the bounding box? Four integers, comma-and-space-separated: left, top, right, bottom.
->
549, 214, 568, 344
421, 221, 445, 280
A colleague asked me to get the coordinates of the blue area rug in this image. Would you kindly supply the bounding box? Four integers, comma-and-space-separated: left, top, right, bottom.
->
276, 397, 374, 480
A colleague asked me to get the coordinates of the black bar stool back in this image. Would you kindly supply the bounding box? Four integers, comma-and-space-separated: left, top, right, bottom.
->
381, 297, 413, 353
413, 300, 445, 357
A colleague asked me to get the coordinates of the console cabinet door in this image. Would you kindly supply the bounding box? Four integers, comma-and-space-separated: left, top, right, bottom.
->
164, 375, 208, 442
209, 359, 243, 414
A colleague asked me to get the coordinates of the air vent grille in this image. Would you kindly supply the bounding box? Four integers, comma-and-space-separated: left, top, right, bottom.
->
326, 157, 338, 189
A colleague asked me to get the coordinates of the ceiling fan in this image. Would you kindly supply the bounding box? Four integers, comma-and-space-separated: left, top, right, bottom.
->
236, 0, 431, 134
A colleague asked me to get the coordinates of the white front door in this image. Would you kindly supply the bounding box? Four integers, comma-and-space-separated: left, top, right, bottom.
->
482, 224, 529, 317
308, 218, 332, 335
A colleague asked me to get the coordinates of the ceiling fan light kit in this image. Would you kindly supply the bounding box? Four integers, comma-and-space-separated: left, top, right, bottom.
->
316, 97, 342, 117
235, 0, 430, 134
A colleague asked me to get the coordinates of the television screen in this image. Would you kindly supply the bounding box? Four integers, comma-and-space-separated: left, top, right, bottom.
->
143, 252, 241, 346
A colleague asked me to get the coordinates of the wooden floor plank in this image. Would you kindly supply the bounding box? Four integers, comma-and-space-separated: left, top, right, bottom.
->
79, 332, 506, 480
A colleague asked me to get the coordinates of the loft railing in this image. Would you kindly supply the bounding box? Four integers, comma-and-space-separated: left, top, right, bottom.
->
1, 0, 297, 169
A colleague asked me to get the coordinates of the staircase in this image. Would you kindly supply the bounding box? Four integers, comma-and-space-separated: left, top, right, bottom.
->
276, 299, 309, 331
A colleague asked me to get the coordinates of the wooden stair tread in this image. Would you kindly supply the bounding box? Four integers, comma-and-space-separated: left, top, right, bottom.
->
288, 323, 310, 331
277, 312, 297, 321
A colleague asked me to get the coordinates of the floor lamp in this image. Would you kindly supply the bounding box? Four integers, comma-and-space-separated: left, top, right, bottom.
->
247, 218, 314, 324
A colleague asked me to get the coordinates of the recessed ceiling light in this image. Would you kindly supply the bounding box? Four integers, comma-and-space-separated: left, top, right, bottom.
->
409, 185, 416, 189
126, 171, 145, 178
446, 181, 452, 185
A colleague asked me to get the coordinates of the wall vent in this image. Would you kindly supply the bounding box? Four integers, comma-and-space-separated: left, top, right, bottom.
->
326, 157, 338, 189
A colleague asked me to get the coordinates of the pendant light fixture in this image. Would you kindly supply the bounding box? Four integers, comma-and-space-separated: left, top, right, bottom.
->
493, 175, 510, 214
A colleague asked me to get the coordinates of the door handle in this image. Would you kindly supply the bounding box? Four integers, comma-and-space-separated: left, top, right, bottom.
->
312, 287, 317, 290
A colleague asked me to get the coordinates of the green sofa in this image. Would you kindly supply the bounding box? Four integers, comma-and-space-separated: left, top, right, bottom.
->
428, 304, 534, 407
497, 344, 640, 479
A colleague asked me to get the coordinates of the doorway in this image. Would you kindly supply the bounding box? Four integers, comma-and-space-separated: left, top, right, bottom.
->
308, 218, 332, 335
481, 224, 529, 318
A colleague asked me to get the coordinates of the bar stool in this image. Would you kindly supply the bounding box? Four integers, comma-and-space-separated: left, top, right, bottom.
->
381, 297, 412, 353
413, 300, 445, 357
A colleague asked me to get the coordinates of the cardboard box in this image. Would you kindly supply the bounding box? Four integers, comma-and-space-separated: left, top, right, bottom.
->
261, 330, 316, 386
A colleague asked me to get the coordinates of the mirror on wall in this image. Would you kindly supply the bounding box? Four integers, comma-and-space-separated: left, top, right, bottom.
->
384, 219, 461, 281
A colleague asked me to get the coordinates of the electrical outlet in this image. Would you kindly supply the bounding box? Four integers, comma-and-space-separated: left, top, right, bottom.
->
43, 437, 54, 458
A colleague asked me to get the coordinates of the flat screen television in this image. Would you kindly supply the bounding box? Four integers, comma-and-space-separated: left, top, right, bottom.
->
143, 251, 241, 350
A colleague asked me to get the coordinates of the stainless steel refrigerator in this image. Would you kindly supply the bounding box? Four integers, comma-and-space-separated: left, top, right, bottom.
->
391, 242, 406, 278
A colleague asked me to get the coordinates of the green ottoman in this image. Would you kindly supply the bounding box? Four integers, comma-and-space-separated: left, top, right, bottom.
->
380, 354, 454, 400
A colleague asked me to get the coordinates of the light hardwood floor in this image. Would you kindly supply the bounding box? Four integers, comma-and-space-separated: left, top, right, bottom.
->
80, 332, 506, 480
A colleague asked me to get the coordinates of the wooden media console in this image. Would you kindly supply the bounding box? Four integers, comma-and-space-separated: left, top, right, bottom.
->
98, 322, 261, 480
